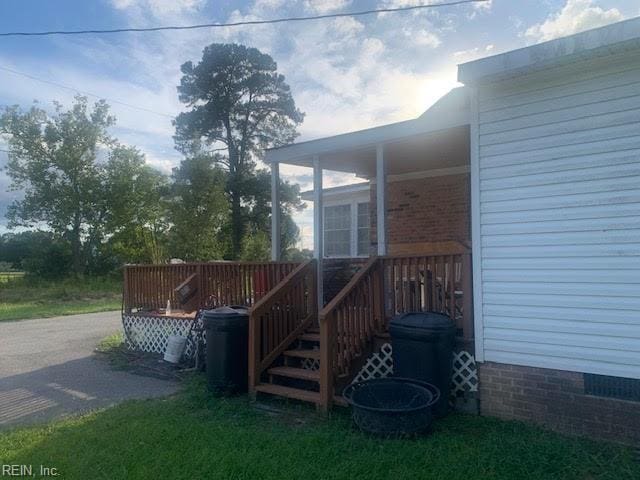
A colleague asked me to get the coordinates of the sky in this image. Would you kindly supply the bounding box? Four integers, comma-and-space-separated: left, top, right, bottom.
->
0, 0, 638, 249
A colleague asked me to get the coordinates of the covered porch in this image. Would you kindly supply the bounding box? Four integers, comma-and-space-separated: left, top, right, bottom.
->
258, 87, 475, 408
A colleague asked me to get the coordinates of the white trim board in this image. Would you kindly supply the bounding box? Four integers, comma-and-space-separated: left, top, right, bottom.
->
369, 165, 470, 184
469, 87, 485, 362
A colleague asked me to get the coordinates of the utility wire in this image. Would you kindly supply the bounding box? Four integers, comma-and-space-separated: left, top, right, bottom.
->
0, 0, 489, 37
0, 65, 175, 119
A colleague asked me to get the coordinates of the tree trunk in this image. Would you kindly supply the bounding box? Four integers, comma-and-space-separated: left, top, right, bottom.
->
229, 177, 243, 259
225, 123, 245, 260
71, 216, 84, 277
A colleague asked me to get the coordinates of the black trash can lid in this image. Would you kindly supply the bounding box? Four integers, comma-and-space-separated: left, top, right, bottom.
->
202, 306, 249, 327
389, 312, 454, 332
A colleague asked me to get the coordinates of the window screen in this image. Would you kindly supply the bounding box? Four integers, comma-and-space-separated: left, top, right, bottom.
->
357, 202, 370, 256
324, 204, 351, 256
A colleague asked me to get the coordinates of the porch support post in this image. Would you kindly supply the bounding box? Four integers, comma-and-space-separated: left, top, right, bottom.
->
270, 162, 281, 261
376, 144, 387, 256
313, 156, 324, 311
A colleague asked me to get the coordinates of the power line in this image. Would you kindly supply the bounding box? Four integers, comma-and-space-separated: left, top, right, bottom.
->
0, 0, 489, 37
0, 65, 175, 119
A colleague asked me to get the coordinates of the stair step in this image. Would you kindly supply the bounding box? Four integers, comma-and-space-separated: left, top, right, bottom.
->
333, 395, 348, 407
255, 383, 320, 404
307, 327, 319, 334
284, 349, 320, 360
298, 333, 320, 342
268, 366, 320, 382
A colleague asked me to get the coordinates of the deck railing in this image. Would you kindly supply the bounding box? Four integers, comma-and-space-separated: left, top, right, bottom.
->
248, 259, 317, 394
318, 256, 384, 409
318, 251, 473, 409
381, 251, 473, 344
122, 261, 300, 313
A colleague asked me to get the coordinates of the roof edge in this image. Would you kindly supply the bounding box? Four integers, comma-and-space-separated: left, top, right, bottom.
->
458, 17, 640, 85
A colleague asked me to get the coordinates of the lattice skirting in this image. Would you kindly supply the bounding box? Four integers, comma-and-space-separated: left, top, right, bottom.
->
122, 313, 203, 359
352, 343, 478, 396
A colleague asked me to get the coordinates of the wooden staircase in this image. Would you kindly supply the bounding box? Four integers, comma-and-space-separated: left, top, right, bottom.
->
249, 257, 385, 410
254, 326, 322, 404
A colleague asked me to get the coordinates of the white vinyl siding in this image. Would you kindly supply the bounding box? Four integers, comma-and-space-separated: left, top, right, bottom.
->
475, 52, 640, 379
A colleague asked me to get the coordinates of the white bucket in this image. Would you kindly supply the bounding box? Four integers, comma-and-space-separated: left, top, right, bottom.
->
164, 335, 187, 364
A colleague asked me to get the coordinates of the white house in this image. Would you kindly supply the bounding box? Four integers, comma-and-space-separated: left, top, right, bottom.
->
262, 17, 640, 443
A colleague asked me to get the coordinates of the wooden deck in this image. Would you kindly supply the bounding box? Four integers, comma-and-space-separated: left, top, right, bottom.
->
122, 251, 473, 411
122, 261, 299, 313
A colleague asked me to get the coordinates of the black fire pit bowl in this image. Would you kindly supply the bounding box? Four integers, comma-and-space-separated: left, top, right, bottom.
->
342, 377, 440, 437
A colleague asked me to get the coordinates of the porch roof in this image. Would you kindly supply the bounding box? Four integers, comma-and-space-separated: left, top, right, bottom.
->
265, 87, 470, 177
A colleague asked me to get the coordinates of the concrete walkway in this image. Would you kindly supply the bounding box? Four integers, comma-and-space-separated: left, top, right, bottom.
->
0, 311, 178, 429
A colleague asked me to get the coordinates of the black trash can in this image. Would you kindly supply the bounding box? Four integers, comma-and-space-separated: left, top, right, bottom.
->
202, 306, 249, 395
389, 312, 455, 417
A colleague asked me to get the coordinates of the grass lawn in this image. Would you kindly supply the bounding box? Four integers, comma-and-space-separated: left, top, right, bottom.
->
0, 271, 25, 283
0, 276, 121, 321
0, 378, 637, 480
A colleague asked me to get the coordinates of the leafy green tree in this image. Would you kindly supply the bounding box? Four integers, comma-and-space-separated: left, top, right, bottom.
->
167, 154, 228, 261
240, 230, 270, 261
244, 169, 304, 257
21, 237, 73, 280
0, 231, 60, 270
0, 96, 114, 275
174, 43, 304, 259
103, 145, 169, 264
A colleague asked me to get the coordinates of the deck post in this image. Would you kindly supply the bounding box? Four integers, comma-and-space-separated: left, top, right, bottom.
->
248, 310, 260, 399
270, 162, 281, 261
319, 312, 334, 412
313, 156, 324, 311
376, 144, 387, 256
461, 253, 474, 351
122, 265, 129, 313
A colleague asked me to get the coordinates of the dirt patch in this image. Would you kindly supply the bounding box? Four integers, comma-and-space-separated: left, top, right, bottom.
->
95, 334, 191, 381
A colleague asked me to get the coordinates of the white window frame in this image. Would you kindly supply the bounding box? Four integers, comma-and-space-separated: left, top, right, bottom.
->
323, 196, 370, 259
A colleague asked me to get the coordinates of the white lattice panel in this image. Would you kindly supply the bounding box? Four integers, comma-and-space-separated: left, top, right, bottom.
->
353, 343, 394, 383
352, 343, 478, 394
452, 350, 478, 394
122, 314, 201, 359
301, 346, 320, 371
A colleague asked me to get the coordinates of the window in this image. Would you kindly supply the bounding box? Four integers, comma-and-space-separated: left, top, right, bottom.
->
323, 201, 370, 257
357, 202, 370, 256
324, 204, 351, 256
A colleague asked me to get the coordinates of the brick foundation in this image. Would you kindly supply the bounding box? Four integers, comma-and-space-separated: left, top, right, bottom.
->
478, 362, 640, 445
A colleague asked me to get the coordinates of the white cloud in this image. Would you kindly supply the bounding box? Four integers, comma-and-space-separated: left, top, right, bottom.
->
473, 0, 492, 11
409, 28, 441, 47
525, 0, 624, 43
111, 0, 205, 17
304, 0, 352, 14
253, 0, 288, 9
452, 43, 494, 62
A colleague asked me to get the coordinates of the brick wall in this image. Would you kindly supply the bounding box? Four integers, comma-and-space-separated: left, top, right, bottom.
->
370, 173, 470, 251
479, 361, 640, 445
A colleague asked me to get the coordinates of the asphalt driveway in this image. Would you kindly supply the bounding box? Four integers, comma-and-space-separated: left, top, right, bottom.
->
0, 311, 178, 429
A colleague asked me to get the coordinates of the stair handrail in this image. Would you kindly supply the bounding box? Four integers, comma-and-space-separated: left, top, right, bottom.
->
318, 256, 382, 410
248, 259, 317, 395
